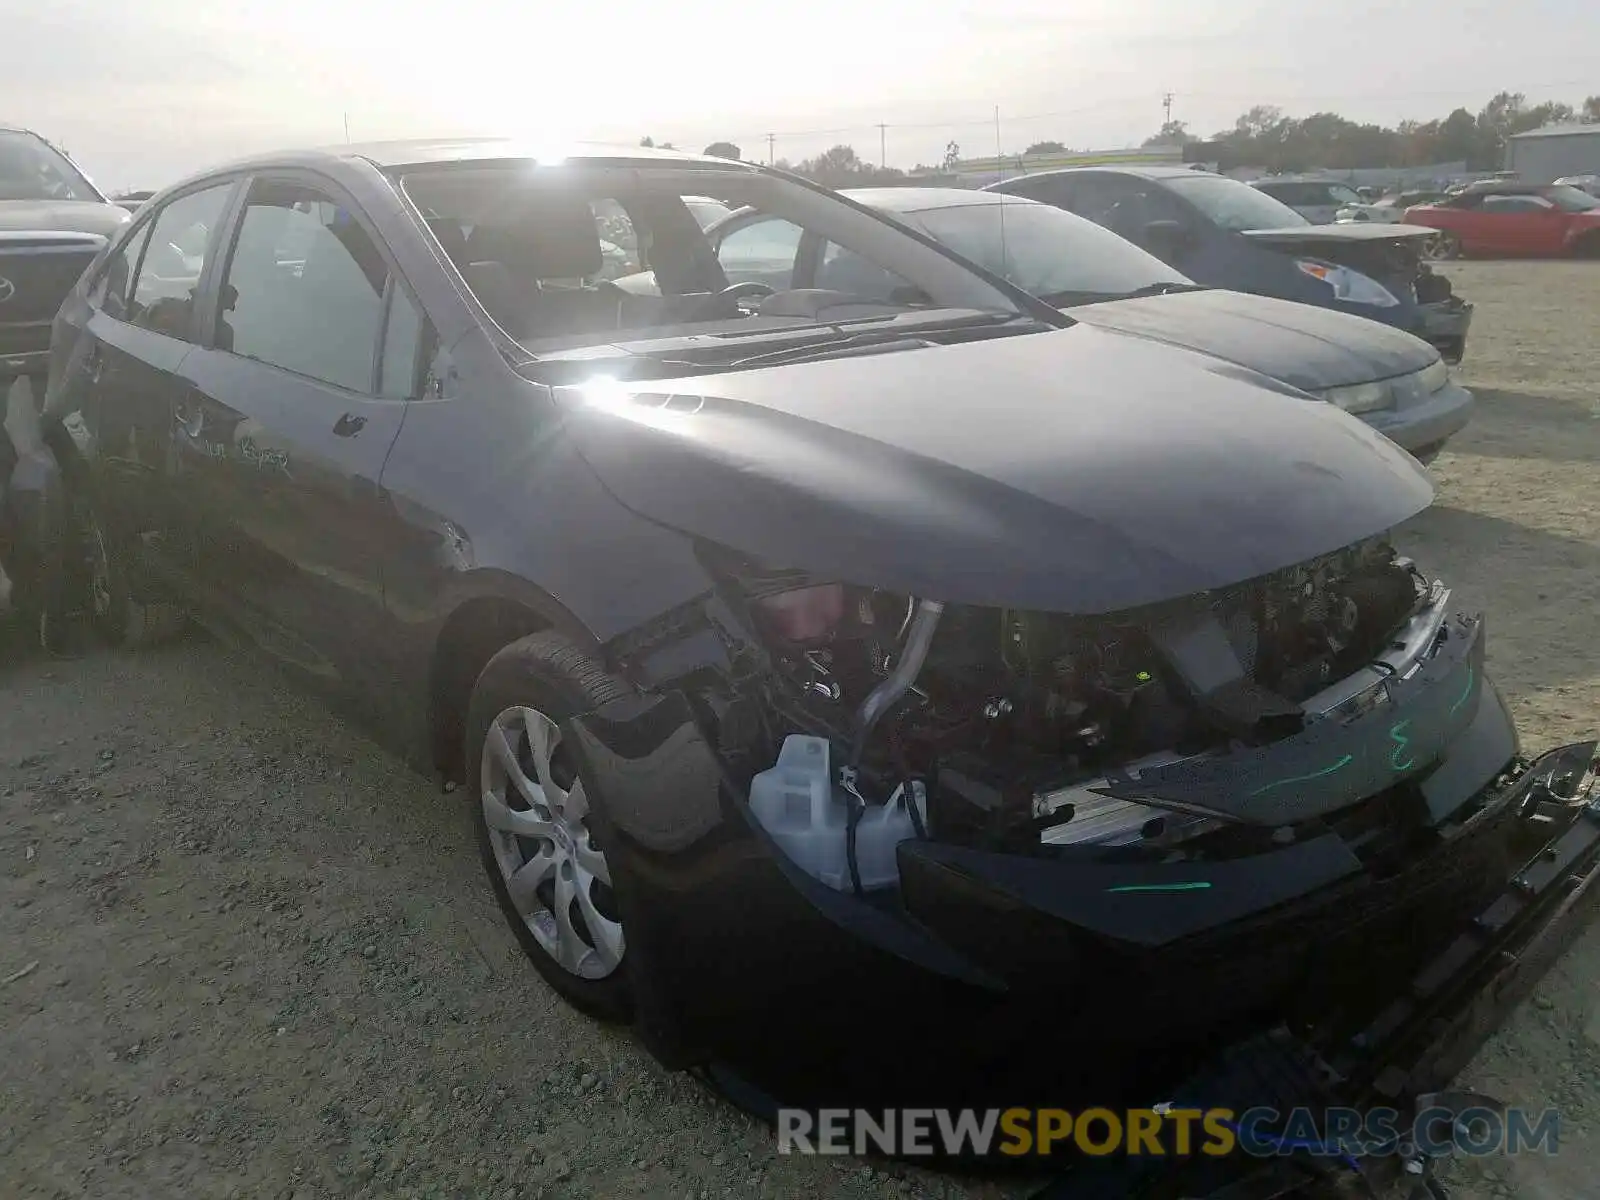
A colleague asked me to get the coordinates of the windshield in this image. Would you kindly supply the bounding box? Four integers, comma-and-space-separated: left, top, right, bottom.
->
0, 129, 99, 202
1326, 183, 1362, 205
1164, 173, 1309, 231
1548, 185, 1600, 213
904, 201, 1191, 302
399, 161, 1045, 376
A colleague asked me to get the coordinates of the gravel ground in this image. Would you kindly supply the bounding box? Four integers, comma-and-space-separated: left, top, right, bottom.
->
3, 260, 1599, 1200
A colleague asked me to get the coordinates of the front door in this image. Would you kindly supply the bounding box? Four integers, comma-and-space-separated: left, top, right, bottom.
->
170, 175, 427, 688
78, 181, 236, 580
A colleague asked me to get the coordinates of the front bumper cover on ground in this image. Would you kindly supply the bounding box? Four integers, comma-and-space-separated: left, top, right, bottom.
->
1026, 739, 1600, 1198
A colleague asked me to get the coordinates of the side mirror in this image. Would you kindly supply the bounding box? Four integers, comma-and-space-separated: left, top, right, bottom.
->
1141, 219, 1192, 261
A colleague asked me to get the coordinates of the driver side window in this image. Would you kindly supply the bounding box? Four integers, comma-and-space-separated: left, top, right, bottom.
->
715, 218, 803, 289
1480, 195, 1551, 214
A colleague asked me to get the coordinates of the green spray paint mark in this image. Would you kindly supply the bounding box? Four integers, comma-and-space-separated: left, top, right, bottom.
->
1248, 754, 1354, 798
1106, 881, 1213, 894
1389, 720, 1416, 771
1448, 666, 1475, 716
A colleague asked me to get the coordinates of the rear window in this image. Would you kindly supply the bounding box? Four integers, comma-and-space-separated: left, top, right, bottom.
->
1165, 173, 1308, 231
0, 129, 99, 203
1255, 181, 1360, 207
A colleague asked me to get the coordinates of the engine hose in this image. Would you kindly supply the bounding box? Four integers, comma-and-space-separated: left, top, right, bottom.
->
844, 793, 864, 895
850, 598, 944, 766
904, 779, 927, 838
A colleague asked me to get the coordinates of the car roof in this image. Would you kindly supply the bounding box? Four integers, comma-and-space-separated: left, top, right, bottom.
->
842, 186, 1037, 212
177, 137, 758, 181
994, 165, 1216, 185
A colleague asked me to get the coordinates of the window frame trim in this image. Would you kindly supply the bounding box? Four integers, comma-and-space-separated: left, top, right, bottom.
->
89, 176, 243, 340
205, 167, 433, 399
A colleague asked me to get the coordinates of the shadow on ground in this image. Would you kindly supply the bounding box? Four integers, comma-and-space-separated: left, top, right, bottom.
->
1448, 388, 1600, 465
1400, 504, 1600, 695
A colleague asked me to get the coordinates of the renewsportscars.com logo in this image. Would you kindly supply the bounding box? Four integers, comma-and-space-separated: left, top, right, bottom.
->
777, 1105, 1560, 1161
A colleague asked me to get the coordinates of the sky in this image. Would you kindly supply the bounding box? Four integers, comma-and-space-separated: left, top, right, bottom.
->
3, 0, 1597, 191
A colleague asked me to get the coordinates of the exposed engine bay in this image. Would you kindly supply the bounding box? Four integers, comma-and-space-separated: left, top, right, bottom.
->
691, 536, 1443, 890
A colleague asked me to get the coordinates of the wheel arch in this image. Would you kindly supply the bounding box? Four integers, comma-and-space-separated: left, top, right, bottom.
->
424, 575, 599, 780
1569, 227, 1600, 258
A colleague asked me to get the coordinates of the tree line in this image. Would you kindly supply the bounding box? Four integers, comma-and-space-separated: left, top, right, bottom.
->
1145, 91, 1600, 172
651, 91, 1600, 184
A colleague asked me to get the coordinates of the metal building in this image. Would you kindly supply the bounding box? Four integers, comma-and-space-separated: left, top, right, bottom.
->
1505, 124, 1600, 183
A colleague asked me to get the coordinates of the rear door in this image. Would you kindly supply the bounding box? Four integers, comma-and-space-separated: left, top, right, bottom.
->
170, 173, 427, 687
76, 181, 237, 579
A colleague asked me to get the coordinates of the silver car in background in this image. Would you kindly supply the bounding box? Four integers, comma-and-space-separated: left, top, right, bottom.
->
698, 187, 1472, 461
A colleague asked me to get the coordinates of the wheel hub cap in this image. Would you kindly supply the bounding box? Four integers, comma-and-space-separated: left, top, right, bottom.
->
480, 705, 624, 980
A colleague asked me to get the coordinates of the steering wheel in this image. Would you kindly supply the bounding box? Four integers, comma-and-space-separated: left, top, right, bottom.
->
690, 280, 776, 320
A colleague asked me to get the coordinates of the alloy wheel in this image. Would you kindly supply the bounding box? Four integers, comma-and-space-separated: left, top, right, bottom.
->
480, 705, 624, 979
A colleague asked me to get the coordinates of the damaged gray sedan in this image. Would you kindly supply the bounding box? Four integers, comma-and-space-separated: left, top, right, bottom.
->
37, 142, 1600, 1196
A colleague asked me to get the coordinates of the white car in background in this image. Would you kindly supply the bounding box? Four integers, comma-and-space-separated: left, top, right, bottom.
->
1336, 188, 1451, 224
1248, 176, 1366, 223
1555, 174, 1600, 198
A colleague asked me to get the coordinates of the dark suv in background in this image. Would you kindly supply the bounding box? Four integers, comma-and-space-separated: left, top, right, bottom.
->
986, 166, 1473, 363
1, 127, 129, 642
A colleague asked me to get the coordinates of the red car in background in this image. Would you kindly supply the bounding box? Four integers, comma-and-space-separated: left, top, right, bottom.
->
1404, 183, 1600, 259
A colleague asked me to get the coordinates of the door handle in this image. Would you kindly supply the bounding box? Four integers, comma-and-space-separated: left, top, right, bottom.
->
333, 412, 367, 437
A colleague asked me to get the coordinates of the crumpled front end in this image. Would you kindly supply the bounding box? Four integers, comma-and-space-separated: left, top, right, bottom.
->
562, 536, 1555, 1110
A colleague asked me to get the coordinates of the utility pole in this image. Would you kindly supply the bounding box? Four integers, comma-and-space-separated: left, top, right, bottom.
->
766, 132, 775, 165
878, 123, 887, 168
993, 106, 1003, 178
1162, 92, 1174, 127
343, 112, 351, 143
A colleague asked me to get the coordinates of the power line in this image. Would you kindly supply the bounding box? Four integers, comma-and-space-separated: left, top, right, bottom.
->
666, 75, 1600, 154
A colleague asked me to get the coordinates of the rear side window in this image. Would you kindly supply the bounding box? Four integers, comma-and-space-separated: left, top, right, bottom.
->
128, 183, 232, 340
220, 182, 393, 393
1480, 194, 1552, 214
1254, 182, 1307, 204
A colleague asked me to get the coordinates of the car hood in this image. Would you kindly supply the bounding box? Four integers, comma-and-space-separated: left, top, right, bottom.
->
0, 200, 130, 238
1067, 289, 1436, 392
557, 323, 1432, 615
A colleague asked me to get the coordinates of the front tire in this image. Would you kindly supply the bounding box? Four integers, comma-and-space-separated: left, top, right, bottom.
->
466, 632, 634, 1021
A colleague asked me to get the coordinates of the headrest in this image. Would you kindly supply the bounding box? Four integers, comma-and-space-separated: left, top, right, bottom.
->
465, 192, 603, 280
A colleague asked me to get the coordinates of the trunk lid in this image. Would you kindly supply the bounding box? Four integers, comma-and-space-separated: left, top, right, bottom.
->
1240, 223, 1438, 300
1067, 289, 1436, 392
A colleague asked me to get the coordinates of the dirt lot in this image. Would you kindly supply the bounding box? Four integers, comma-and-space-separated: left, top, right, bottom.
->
3, 260, 1599, 1200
